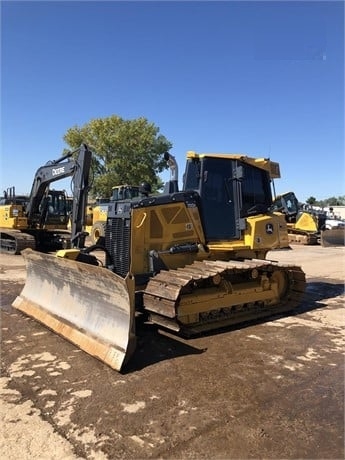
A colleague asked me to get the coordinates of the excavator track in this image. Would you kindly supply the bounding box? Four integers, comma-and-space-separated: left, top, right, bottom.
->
143, 259, 306, 334
0, 230, 36, 255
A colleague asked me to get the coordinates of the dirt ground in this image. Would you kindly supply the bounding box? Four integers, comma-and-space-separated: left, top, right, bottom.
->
1, 244, 344, 459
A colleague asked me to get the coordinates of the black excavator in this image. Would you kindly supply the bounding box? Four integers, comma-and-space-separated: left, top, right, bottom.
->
0, 144, 92, 254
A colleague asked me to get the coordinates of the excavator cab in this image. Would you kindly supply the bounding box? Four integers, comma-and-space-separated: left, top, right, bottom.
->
36, 189, 70, 229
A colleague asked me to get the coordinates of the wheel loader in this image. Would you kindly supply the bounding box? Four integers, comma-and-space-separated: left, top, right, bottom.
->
0, 144, 92, 254
13, 150, 306, 372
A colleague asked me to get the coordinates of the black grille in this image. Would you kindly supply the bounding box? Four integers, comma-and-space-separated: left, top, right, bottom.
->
105, 216, 131, 277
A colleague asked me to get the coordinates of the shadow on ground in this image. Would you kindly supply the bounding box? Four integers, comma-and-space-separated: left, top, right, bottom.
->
1, 279, 343, 374
124, 280, 344, 373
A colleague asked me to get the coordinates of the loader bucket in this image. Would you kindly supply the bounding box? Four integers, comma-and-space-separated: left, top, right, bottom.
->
321, 228, 345, 247
12, 248, 136, 372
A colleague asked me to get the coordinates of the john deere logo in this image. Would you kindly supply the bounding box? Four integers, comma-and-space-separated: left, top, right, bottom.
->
52, 166, 65, 176
266, 223, 274, 234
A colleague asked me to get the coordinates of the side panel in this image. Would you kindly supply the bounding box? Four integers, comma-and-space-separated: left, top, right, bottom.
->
0, 205, 27, 229
295, 212, 318, 232
244, 213, 290, 250
130, 202, 206, 273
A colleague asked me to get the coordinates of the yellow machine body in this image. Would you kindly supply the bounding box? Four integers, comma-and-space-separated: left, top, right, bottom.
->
129, 204, 289, 276
293, 212, 318, 232
272, 191, 323, 245
0, 204, 28, 230
84, 203, 109, 243
0, 191, 71, 254
85, 185, 140, 244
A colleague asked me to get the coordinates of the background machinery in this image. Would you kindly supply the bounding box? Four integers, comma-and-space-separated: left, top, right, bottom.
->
0, 144, 92, 254
1, 187, 29, 207
271, 191, 326, 245
13, 150, 306, 371
85, 185, 141, 244
321, 210, 345, 247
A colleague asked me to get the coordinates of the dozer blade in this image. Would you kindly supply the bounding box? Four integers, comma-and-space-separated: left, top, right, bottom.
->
12, 248, 136, 372
321, 228, 345, 247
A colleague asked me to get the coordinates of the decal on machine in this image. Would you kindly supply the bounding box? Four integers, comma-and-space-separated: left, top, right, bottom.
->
266, 223, 274, 234
52, 166, 65, 176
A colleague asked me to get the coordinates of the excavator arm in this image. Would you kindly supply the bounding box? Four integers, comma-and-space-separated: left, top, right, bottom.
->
69, 145, 92, 248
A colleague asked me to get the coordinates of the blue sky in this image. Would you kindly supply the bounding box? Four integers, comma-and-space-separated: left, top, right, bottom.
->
1, 0, 344, 203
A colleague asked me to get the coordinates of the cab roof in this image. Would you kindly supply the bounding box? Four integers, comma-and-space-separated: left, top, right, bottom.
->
186, 151, 281, 179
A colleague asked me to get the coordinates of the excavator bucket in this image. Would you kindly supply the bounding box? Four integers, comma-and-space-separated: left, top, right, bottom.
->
321, 228, 345, 247
12, 248, 136, 372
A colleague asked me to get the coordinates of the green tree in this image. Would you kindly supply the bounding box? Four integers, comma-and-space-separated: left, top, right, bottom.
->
306, 196, 317, 206
63, 115, 173, 198
326, 196, 344, 206
311, 196, 345, 207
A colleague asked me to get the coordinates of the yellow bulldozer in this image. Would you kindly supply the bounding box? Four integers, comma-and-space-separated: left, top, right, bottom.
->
271, 191, 327, 245
13, 149, 306, 372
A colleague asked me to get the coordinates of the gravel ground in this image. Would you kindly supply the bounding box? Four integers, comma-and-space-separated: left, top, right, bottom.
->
1, 244, 344, 459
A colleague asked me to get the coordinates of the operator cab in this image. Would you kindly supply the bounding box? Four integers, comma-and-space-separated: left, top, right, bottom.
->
37, 190, 70, 226
183, 154, 273, 241
111, 185, 140, 201
271, 191, 299, 221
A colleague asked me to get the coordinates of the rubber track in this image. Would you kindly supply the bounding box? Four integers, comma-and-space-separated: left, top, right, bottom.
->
143, 259, 306, 332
